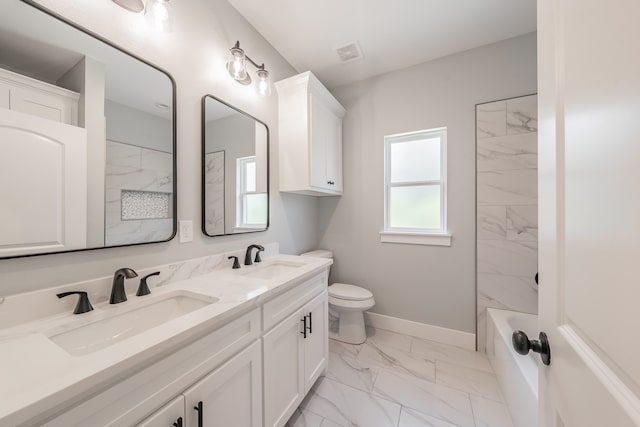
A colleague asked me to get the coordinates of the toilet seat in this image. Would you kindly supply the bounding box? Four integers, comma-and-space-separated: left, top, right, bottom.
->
329, 283, 373, 301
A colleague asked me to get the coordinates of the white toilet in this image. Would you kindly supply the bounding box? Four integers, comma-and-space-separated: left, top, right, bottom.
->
301, 250, 375, 344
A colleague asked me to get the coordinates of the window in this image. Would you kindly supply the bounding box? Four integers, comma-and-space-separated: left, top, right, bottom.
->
236, 156, 267, 229
382, 127, 451, 246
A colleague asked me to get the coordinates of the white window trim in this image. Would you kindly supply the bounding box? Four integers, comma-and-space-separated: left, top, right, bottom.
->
382, 127, 450, 246
236, 156, 266, 229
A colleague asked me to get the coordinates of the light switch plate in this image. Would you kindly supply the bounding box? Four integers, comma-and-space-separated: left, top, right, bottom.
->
179, 220, 193, 243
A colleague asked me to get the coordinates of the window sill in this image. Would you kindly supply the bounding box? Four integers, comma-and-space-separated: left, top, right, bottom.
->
379, 231, 452, 247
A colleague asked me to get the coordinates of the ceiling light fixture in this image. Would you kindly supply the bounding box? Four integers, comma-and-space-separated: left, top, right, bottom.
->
226, 41, 272, 97
111, 0, 173, 33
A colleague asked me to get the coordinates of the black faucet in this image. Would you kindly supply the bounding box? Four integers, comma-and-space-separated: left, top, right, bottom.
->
244, 244, 264, 266
110, 267, 138, 304
57, 291, 94, 314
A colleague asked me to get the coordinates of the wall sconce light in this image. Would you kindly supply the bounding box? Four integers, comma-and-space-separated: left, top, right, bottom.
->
227, 41, 272, 97
112, 0, 173, 33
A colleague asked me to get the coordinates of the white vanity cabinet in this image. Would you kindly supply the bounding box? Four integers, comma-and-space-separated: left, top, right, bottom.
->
263, 274, 329, 427
276, 71, 346, 196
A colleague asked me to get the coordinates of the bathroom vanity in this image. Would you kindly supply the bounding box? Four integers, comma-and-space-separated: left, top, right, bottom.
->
0, 251, 331, 427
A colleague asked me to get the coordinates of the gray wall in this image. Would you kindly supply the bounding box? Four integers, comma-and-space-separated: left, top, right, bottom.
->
0, 0, 318, 296
105, 99, 173, 153
319, 33, 537, 333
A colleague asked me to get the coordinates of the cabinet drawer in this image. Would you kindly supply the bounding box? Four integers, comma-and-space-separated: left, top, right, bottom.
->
262, 272, 327, 331
42, 308, 260, 427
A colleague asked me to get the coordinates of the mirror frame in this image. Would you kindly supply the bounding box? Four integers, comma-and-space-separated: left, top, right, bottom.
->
1, 0, 178, 260
201, 95, 270, 237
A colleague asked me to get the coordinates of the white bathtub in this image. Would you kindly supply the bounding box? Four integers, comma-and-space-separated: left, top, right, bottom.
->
486, 308, 539, 427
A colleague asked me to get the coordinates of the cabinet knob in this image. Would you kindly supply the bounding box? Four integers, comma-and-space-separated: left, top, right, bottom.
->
327, 180, 335, 185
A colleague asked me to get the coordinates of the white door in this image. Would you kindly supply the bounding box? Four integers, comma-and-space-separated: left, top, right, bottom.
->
303, 291, 328, 393
263, 309, 305, 427
538, 0, 640, 425
0, 108, 87, 257
183, 341, 262, 427
309, 93, 331, 191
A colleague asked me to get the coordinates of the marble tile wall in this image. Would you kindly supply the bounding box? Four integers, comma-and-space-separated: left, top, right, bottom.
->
476, 95, 538, 352
105, 141, 173, 246
204, 151, 225, 236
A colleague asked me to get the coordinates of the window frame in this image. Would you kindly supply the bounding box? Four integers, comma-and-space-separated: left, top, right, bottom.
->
236, 155, 266, 229
382, 127, 450, 245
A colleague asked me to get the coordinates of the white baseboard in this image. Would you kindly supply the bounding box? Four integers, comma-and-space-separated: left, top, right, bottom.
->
364, 312, 476, 350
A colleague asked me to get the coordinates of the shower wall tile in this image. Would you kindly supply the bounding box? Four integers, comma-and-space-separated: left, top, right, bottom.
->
477, 240, 537, 277
477, 206, 506, 240
105, 141, 173, 246
477, 100, 506, 139
476, 94, 538, 352
507, 95, 537, 134
476, 132, 537, 172
204, 151, 225, 236
506, 205, 537, 241
477, 169, 537, 205
477, 273, 538, 314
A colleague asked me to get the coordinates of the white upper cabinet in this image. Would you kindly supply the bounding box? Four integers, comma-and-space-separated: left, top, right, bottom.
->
276, 71, 346, 196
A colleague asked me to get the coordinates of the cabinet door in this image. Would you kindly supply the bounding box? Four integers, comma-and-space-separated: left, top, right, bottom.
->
183, 341, 262, 427
324, 112, 343, 192
263, 309, 305, 427
309, 93, 331, 191
302, 291, 329, 393
9, 85, 78, 125
136, 396, 185, 427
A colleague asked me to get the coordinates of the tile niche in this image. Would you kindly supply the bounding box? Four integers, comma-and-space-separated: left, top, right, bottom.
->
476, 94, 538, 352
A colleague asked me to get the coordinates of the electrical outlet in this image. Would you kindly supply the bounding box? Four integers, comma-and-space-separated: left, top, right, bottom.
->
179, 220, 193, 243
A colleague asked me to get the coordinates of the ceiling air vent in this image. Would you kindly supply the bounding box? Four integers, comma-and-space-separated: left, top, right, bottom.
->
336, 42, 364, 63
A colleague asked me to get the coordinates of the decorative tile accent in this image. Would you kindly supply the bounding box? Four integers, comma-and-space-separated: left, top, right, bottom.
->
506, 205, 537, 241
121, 190, 171, 220
477, 101, 506, 139
506, 95, 537, 134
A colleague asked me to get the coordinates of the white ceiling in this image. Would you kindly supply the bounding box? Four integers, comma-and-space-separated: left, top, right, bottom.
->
227, 0, 537, 88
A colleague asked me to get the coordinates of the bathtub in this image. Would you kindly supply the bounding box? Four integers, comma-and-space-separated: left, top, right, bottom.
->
486, 308, 539, 427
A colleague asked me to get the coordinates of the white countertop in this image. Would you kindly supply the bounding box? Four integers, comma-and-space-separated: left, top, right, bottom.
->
0, 254, 331, 426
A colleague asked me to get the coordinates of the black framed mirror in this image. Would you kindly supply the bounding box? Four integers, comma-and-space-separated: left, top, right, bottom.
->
0, 1, 177, 259
202, 95, 269, 236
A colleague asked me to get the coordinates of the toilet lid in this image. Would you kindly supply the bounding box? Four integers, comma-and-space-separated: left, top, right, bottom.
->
329, 283, 373, 300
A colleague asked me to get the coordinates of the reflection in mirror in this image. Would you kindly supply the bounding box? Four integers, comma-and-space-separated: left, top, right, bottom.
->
202, 95, 268, 236
0, 1, 176, 258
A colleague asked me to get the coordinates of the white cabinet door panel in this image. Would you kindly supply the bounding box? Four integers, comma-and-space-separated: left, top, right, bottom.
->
263, 309, 305, 427
0, 108, 87, 257
183, 341, 262, 427
136, 396, 184, 427
303, 291, 328, 393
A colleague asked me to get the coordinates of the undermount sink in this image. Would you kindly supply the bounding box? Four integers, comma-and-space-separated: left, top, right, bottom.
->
241, 260, 305, 280
46, 291, 218, 356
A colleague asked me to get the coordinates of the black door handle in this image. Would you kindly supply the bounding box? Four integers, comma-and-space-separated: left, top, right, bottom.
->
307, 312, 312, 334
173, 416, 183, 427
193, 401, 203, 427
300, 316, 307, 338
512, 330, 551, 365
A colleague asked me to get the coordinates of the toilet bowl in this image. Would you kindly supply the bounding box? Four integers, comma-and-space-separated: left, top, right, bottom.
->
300, 250, 375, 344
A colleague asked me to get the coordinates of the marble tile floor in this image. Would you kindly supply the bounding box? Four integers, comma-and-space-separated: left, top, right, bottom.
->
286, 327, 513, 427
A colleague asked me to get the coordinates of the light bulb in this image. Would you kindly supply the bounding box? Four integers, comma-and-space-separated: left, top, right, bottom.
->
256, 68, 272, 97
145, 0, 173, 33
227, 46, 248, 81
